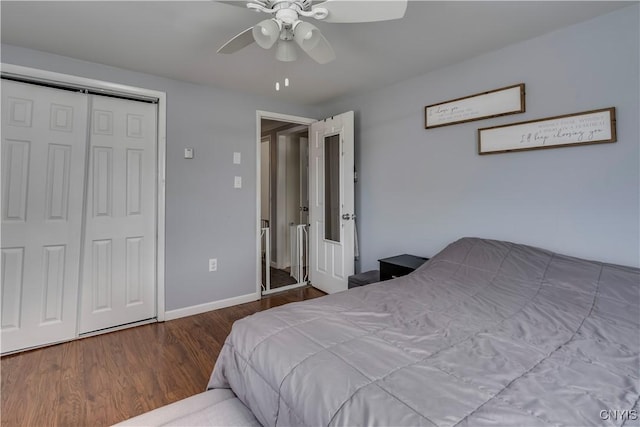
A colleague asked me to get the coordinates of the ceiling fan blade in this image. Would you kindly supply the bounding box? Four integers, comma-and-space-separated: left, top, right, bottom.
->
217, 27, 255, 54
301, 31, 336, 64
216, 1, 257, 9
312, 0, 408, 23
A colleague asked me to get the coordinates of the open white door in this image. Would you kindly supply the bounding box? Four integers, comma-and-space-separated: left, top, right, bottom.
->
309, 111, 354, 294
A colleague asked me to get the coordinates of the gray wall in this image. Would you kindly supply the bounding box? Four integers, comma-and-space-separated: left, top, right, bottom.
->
1, 44, 318, 311
2, 3, 638, 313
317, 5, 640, 271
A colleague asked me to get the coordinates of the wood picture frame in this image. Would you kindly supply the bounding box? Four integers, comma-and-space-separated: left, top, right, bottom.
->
478, 107, 616, 155
425, 83, 525, 129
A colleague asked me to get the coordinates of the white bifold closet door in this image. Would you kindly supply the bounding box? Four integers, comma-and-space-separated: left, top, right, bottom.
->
1, 80, 89, 353
79, 95, 157, 334
1, 79, 158, 353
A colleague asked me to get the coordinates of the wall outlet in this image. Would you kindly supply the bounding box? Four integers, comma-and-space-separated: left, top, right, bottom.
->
209, 258, 217, 272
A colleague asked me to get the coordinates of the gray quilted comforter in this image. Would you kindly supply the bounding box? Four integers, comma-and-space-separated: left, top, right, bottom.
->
208, 238, 640, 426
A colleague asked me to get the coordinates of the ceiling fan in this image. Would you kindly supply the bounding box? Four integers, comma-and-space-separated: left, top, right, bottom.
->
217, 0, 408, 64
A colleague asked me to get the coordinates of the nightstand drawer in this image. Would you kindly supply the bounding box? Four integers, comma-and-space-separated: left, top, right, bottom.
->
378, 254, 429, 281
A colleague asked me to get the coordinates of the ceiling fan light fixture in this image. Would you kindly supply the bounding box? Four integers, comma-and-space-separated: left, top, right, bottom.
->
293, 21, 320, 51
252, 18, 281, 49
219, 0, 408, 64
275, 40, 298, 62
299, 31, 335, 64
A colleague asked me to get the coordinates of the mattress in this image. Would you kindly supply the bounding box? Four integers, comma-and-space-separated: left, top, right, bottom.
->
208, 237, 640, 426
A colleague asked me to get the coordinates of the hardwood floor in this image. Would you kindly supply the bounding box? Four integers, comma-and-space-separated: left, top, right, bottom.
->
1, 286, 325, 427
261, 262, 298, 289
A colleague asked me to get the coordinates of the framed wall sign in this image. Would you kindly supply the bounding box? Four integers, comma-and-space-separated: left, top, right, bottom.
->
425, 83, 525, 129
478, 107, 616, 155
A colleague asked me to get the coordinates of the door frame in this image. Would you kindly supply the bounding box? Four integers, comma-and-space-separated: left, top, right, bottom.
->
1, 63, 168, 322
256, 111, 315, 296
275, 124, 308, 270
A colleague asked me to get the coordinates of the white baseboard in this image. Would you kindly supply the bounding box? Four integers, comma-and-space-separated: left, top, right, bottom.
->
164, 292, 260, 321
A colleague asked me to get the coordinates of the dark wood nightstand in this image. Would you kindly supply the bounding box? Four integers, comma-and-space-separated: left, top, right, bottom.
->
378, 254, 429, 281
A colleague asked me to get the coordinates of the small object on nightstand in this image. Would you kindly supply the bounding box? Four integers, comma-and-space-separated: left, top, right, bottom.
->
378, 254, 429, 281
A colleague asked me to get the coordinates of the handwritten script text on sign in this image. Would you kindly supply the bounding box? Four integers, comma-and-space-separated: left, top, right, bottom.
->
426, 85, 522, 128
480, 110, 614, 154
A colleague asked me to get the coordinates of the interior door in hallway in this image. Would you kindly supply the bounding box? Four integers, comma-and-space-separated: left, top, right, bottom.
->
1, 80, 88, 353
79, 95, 157, 334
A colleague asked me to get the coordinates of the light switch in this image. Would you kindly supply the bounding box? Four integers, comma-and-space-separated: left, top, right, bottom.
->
234, 176, 242, 189
184, 148, 194, 159
233, 152, 241, 164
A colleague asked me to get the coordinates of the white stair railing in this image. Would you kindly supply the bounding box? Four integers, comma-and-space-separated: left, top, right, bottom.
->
261, 225, 270, 292
290, 224, 308, 283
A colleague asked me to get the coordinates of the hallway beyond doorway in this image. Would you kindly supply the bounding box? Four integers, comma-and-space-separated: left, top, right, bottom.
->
261, 262, 296, 289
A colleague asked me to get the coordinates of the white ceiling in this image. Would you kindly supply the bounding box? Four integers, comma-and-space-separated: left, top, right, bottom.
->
1, 1, 631, 105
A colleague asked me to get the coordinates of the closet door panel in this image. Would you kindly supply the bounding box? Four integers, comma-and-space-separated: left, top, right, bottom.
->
1, 80, 88, 353
79, 96, 157, 334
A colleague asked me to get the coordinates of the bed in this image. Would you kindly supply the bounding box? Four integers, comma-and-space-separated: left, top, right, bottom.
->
208, 237, 640, 426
